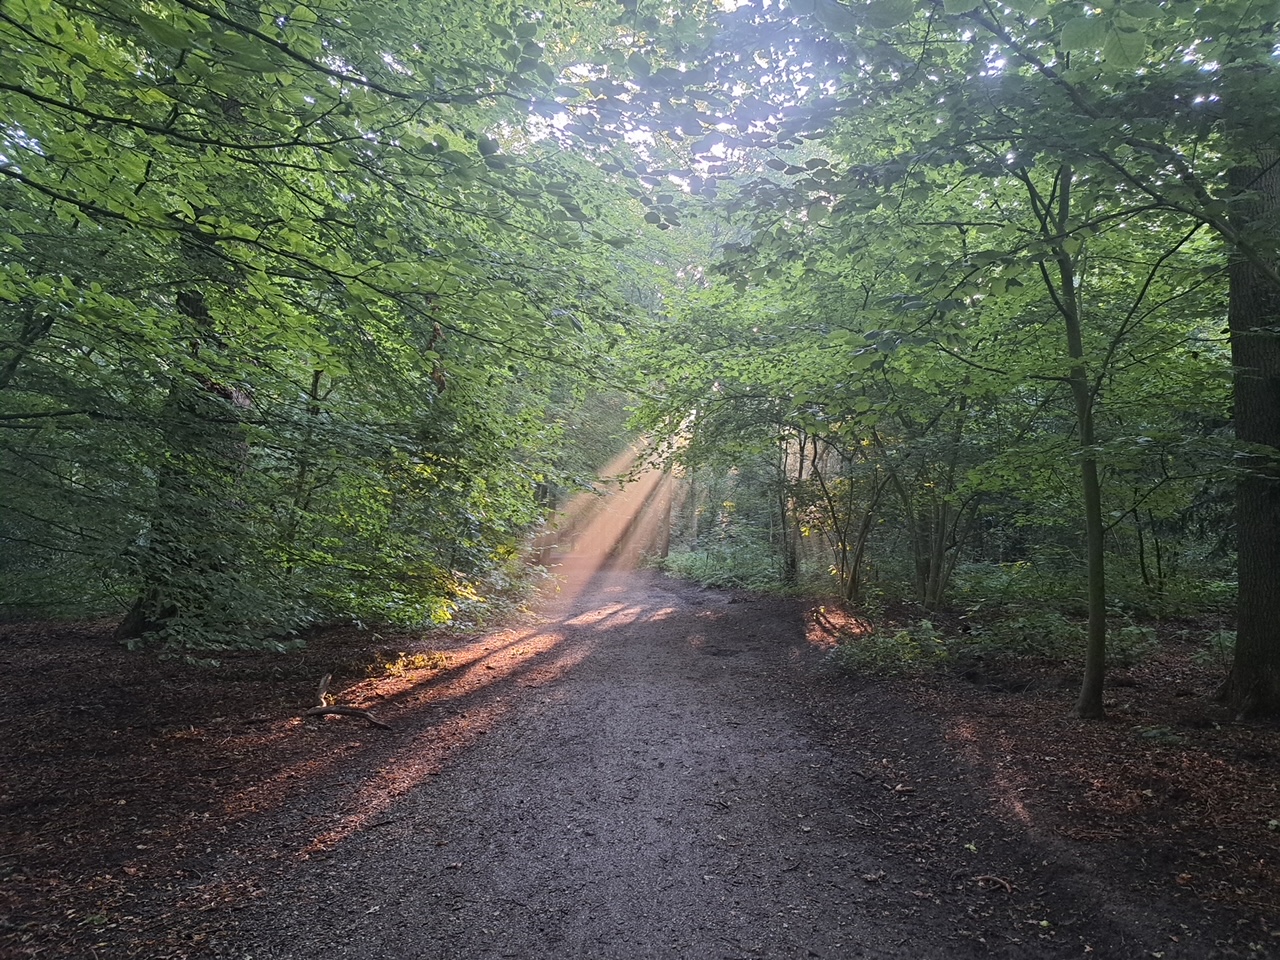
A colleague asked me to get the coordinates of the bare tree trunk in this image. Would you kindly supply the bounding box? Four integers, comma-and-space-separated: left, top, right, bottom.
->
1133, 508, 1151, 589
283, 369, 326, 574
777, 432, 804, 585
844, 477, 887, 604
1051, 166, 1109, 720
1221, 151, 1280, 717
1148, 509, 1165, 590
113, 288, 249, 645
659, 468, 672, 560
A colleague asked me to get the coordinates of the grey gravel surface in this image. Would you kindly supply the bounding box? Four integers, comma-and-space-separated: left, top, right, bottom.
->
203, 568, 1255, 960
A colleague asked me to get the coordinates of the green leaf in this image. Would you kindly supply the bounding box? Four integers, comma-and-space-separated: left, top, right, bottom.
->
814, 0, 860, 32
866, 0, 917, 29
942, 0, 977, 13
136, 13, 191, 49
1004, 0, 1049, 16
1059, 16, 1107, 50
1102, 25, 1147, 65
1116, 1, 1162, 20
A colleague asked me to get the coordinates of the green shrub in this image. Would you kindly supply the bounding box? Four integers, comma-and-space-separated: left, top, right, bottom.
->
1193, 629, 1236, 669
1103, 572, 1237, 618
659, 542, 794, 592
828, 619, 949, 675
953, 560, 1236, 620
962, 606, 1158, 666
965, 608, 1084, 659
952, 561, 1087, 611
1109, 621, 1158, 667
1147, 577, 1236, 615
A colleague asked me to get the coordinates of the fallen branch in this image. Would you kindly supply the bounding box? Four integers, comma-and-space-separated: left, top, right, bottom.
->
972, 875, 1014, 894
305, 672, 392, 730
305, 704, 393, 729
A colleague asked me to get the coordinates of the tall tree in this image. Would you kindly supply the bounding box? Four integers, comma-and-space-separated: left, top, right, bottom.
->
0, 0, 646, 648
1221, 148, 1280, 715
617, 0, 1277, 714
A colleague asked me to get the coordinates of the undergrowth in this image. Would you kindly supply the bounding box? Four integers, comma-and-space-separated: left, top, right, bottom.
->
829, 605, 1164, 677
375, 649, 450, 677
826, 619, 949, 675
952, 562, 1235, 618
657, 544, 819, 593
659, 547, 1232, 677
1193, 629, 1236, 669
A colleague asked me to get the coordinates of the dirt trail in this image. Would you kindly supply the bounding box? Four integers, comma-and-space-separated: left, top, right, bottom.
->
209, 568, 911, 959
193, 565, 1250, 960
3, 465, 1267, 959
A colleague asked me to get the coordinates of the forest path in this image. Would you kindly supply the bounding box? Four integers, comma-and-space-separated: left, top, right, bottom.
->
205, 564, 1224, 960
212, 567, 942, 959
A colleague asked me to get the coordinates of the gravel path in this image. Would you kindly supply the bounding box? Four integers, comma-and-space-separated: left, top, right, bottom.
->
207, 568, 959, 959
196, 566, 1256, 960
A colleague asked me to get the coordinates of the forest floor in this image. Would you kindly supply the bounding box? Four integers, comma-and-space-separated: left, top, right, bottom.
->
3, 559, 1280, 959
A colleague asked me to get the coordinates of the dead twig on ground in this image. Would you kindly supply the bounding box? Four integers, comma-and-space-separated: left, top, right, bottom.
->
305, 673, 392, 730
973, 875, 1015, 894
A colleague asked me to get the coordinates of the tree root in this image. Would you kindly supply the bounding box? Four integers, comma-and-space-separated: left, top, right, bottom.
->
305, 673, 391, 730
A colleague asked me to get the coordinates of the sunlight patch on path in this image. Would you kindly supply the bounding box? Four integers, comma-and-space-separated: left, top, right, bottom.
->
213, 450, 677, 860
296, 626, 590, 856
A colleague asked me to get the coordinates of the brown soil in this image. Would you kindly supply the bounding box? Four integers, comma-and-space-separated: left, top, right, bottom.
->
2, 562, 1279, 959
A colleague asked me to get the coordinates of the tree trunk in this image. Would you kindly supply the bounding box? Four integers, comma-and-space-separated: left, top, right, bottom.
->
114, 288, 249, 646
283, 369, 326, 574
777, 433, 802, 585
1048, 165, 1108, 719
0, 302, 55, 392
1133, 508, 1151, 588
659, 469, 672, 560
1072, 430, 1108, 719
1148, 509, 1165, 590
1221, 153, 1280, 718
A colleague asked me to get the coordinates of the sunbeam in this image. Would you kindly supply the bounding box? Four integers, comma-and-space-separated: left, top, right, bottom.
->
543, 443, 674, 599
